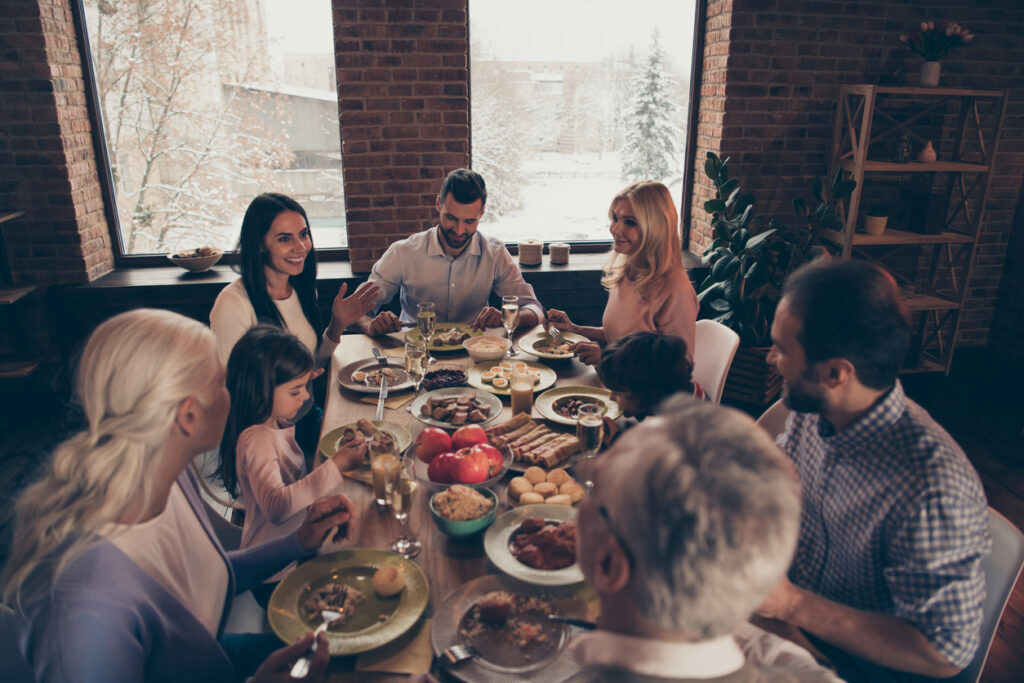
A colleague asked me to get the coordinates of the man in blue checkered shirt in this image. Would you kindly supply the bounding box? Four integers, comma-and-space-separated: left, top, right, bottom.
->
756, 260, 990, 681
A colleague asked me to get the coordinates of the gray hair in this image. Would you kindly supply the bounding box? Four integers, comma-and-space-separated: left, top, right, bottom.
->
610, 395, 801, 638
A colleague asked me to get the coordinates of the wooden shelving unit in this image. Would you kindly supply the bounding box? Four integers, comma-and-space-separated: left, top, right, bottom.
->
827, 85, 1007, 374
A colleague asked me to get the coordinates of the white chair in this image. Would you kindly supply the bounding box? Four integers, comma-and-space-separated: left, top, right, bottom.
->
692, 319, 740, 405
948, 509, 1024, 683
756, 399, 791, 441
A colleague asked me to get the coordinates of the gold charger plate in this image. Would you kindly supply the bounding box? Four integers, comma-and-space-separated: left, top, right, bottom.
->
405, 322, 483, 351
535, 385, 621, 426
516, 330, 589, 359
268, 549, 429, 656
466, 360, 557, 396
318, 421, 413, 461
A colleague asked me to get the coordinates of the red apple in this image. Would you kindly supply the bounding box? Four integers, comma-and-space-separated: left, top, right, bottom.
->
428, 451, 458, 483
472, 443, 504, 477
415, 427, 452, 464
456, 451, 489, 484
452, 424, 488, 450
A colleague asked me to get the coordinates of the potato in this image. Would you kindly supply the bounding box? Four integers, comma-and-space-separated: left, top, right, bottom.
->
372, 565, 405, 596
518, 492, 545, 505
508, 477, 532, 500
560, 481, 585, 503
546, 468, 570, 486
546, 494, 572, 506
523, 466, 547, 485
533, 482, 558, 498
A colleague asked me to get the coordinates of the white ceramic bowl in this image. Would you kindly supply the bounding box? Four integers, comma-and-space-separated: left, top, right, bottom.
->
462, 335, 511, 362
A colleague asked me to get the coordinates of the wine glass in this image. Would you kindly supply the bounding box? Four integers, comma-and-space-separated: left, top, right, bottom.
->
575, 403, 604, 491
405, 341, 427, 412
388, 456, 421, 558
417, 301, 437, 365
501, 295, 520, 357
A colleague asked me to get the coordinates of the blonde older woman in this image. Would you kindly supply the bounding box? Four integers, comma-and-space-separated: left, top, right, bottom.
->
548, 181, 698, 365
2, 309, 353, 682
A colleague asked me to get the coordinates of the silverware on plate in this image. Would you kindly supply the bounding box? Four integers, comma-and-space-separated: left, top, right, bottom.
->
290, 609, 342, 678
371, 348, 389, 421
547, 614, 597, 630
441, 643, 479, 666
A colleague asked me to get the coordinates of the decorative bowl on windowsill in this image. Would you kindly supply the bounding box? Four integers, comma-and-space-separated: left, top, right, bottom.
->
168, 247, 223, 272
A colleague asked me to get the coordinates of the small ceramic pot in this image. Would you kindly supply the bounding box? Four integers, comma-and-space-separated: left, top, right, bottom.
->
864, 215, 888, 236
918, 141, 937, 164
919, 61, 941, 87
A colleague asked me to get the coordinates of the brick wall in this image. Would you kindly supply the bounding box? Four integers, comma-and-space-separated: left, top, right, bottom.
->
689, 0, 1024, 349
0, 0, 112, 286
334, 0, 469, 273
989, 184, 1024, 361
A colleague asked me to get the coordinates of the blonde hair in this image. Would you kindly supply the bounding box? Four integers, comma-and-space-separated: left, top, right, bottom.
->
2, 309, 219, 610
601, 181, 684, 299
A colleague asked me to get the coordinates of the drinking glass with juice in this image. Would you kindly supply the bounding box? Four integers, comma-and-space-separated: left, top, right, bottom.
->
510, 368, 534, 416
370, 451, 401, 507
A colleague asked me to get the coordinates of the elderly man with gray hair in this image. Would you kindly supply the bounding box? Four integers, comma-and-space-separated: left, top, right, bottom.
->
567, 396, 838, 682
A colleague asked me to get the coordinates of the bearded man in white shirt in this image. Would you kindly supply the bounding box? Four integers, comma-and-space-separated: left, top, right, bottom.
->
568, 396, 838, 682
357, 168, 541, 335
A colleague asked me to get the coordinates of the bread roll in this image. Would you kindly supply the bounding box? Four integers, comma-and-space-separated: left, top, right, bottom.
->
372, 565, 405, 596
533, 482, 558, 497
508, 477, 532, 499
546, 468, 570, 486
519, 492, 545, 505
547, 494, 572, 506
560, 481, 585, 503
524, 466, 546, 484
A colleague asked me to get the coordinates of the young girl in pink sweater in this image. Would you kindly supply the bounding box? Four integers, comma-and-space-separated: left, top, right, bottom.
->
219, 325, 365, 605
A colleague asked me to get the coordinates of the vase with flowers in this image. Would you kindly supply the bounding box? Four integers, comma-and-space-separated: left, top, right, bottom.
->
899, 21, 973, 87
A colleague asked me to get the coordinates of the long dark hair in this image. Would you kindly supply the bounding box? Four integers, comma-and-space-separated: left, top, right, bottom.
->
237, 193, 324, 337
218, 325, 315, 497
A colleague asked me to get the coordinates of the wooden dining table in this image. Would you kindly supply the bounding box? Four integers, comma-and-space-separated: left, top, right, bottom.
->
318, 326, 605, 680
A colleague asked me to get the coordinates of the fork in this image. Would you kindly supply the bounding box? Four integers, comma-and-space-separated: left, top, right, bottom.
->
441, 643, 479, 666
290, 609, 342, 678
546, 322, 566, 347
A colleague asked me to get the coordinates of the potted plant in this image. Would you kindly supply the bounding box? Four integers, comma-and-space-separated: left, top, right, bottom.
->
864, 203, 889, 236
899, 21, 974, 87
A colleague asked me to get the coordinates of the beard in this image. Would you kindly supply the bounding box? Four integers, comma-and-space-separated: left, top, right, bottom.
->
782, 370, 828, 414
439, 226, 471, 250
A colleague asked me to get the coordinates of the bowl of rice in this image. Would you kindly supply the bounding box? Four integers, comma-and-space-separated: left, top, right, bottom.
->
429, 484, 499, 539
463, 335, 512, 362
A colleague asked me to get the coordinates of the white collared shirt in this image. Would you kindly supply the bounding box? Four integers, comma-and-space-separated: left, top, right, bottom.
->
366, 227, 542, 324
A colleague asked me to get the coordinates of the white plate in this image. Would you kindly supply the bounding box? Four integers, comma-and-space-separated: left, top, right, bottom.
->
409, 387, 504, 430
516, 330, 589, 359
484, 504, 583, 586
534, 385, 621, 426
466, 360, 557, 396
336, 356, 414, 394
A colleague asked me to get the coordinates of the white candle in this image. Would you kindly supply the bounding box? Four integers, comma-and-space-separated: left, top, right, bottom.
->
519, 239, 543, 266
549, 242, 570, 265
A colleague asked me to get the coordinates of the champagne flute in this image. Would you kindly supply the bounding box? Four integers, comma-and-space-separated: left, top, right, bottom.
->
417, 301, 437, 365
575, 403, 604, 491
405, 341, 427, 412
501, 295, 520, 357
388, 456, 421, 557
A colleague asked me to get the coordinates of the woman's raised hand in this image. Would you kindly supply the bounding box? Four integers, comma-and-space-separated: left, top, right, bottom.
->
328, 281, 380, 338
546, 309, 576, 333
331, 439, 367, 473
297, 494, 357, 550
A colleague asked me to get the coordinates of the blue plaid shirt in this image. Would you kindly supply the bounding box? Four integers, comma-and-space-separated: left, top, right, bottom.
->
777, 381, 990, 668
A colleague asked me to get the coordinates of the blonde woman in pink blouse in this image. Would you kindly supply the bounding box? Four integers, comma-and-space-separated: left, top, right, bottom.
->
548, 181, 698, 365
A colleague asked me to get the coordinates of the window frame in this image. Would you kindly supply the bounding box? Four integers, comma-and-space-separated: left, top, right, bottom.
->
69, 0, 350, 267
466, 0, 706, 254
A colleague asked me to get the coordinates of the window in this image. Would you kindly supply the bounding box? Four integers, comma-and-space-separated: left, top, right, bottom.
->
80, 0, 346, 256
469, 0, 698, 244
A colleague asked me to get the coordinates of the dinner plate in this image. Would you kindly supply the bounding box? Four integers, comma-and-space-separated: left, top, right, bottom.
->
410, 387, 504, 430
431, 574, 598, 683
337, 356, 414, 394
268, 549, 429, 656
405, 322, 483, 351
535, 385, 621, 426
484, 504, 584, 586
318, 420, 413, 461
466, 360, 557, 396
516, 330, 589, 359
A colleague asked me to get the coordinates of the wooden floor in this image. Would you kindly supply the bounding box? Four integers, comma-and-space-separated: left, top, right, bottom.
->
0, 348, 1022, 680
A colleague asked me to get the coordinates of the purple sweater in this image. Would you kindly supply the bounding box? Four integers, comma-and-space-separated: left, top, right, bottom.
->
16, 468, 306, 683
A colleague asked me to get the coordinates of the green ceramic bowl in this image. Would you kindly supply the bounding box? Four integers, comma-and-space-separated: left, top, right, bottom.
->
429, 485, 499, 539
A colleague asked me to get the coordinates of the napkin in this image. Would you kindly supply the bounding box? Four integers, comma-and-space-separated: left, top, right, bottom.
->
354, 617, 433, 674
359, 391, 415, 410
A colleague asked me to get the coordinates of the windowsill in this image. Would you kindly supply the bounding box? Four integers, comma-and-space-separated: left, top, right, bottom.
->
73, 251, 612, 291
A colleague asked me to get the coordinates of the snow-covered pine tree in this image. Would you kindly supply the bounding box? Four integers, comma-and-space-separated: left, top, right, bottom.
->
620, 30, 681, 182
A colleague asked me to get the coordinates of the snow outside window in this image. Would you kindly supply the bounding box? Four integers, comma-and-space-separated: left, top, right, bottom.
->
82, 0, 347, 255
469, 0, 697, 245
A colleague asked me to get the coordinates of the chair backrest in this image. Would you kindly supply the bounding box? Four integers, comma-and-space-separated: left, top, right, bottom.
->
692, 319, 740, 405
948, 508, 1024, 683
756, 399, 791, 441
0, 604, 34, 683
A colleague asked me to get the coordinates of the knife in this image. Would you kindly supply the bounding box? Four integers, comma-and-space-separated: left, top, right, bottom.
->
547, 615, 597, 630
375, 375, 388, 421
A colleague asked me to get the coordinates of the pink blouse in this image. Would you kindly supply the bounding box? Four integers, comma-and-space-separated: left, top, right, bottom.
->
602, 267, 699, 358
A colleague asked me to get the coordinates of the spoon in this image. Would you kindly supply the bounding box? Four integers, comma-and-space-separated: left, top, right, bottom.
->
290, 609, 342, 678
